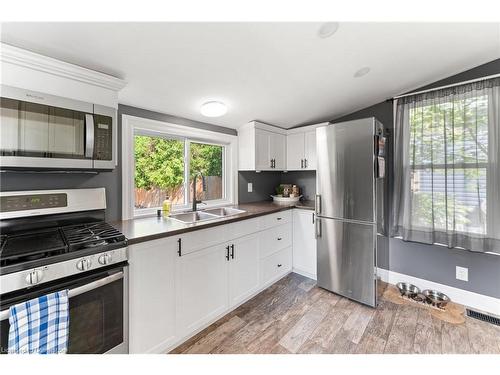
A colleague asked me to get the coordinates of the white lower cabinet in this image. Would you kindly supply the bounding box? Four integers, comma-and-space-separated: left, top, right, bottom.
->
175, 233, 261, 344
129, 211, 298, 353
175, 244, 229, 338
260, 246, 292, 287
128, 237, 177, 354
260, 223, 292, 258
228, 233, 260, 307
292, 209, 317, 279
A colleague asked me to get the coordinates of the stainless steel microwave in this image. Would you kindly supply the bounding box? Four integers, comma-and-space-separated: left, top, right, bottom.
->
0, 85, 116, 170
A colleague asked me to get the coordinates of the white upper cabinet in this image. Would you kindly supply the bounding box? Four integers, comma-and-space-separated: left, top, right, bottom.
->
304, 130, 317, 170
238, 121, 287, 171
255, 128, 272, 170
239, 121, 327, 171
1, 43, 126, 109
286, 133, 306, 170
286, 125, 326, 171
270, 131, 286, 170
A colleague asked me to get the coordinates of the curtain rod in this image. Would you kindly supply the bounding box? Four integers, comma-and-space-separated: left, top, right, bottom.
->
390, 73, 500, 101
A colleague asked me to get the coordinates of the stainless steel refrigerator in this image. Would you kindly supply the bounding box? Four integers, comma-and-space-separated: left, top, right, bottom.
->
315, 118, 386, 307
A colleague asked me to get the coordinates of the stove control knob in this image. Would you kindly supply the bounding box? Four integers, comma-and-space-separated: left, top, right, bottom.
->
98, 253, 112, 265
26, 270, 43, 285
76, 258, 92, 271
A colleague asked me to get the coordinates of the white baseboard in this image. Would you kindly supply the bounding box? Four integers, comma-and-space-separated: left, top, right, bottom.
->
292, 267, 317, 280
377, 267, 500, 316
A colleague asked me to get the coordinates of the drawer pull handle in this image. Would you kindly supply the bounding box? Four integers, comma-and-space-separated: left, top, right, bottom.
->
277, 237, 282, 241
277, 264, 282, 268
277, 217, 282, 221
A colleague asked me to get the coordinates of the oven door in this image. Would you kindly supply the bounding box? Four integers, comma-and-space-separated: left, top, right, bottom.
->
0, 265, 128, 354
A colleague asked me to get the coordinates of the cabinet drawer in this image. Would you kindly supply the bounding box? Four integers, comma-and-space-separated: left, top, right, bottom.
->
260, 246, 292, 287
260, 223, 292, 258
226, 217, 261, 239
178, 225, 227, 255
260, 210, 292, 230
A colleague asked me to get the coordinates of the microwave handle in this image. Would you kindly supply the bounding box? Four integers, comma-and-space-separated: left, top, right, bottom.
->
85, 114, 95, 158
0, 271, 123, 322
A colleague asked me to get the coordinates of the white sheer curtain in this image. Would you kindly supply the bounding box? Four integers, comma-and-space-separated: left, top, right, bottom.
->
392, 78, 500, 253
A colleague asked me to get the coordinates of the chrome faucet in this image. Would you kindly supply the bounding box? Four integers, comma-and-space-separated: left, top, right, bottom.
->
192, 172, 206, 212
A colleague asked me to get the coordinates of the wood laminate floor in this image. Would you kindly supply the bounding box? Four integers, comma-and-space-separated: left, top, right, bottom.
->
170, 273, 500, 354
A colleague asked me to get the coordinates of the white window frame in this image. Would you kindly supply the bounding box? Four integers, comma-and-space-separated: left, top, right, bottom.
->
122, 114, 238, 220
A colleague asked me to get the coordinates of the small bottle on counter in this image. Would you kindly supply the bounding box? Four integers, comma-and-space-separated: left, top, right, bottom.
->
162, 197, 172, 217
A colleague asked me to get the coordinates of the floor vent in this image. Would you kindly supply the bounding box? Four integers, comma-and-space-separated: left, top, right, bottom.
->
466, 309, 500, 326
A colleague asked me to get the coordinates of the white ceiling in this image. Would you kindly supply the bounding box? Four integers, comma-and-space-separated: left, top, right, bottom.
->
1, 22, 499, 129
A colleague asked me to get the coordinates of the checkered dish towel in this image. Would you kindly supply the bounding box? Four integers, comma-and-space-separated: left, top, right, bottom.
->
8, 290, 69, 354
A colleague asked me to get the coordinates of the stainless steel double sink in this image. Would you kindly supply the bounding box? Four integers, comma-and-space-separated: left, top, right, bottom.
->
169, 207, 246, 224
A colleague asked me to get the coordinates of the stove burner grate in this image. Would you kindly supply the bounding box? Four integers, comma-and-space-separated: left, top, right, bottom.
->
62, 222, 126, 251
0, 229, 68, 267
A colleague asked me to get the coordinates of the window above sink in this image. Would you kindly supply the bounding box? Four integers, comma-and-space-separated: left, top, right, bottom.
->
121, 115, 238, 220
134, 135, 225, 211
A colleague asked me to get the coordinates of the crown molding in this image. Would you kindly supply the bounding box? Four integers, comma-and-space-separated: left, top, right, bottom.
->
0, 43, 127, 92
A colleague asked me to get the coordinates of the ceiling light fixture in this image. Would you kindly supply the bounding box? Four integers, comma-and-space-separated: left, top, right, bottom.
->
317, 22, 339, 38
354, 67, 370, 78
200, 101, 227, 117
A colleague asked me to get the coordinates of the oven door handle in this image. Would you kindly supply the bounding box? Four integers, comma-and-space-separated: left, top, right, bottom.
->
0, 271, 123, 322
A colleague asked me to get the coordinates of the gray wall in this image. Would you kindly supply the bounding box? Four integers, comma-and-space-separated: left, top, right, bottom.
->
238, 171, 281, 203
238, 170, 316, 203
0, 169, 121, 222
0, 104, 236, 221
332, 58, 500, 299
280, 171, 316, 201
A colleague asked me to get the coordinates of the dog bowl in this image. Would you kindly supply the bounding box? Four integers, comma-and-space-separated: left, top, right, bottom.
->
422, 289, 450, 308
396, 282, 420, 298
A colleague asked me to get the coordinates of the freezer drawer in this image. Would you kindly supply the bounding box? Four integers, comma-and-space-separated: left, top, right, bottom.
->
316, 217, 377, 307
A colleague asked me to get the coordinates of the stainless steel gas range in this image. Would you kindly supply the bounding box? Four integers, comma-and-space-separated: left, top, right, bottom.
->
0, 188, 128, 354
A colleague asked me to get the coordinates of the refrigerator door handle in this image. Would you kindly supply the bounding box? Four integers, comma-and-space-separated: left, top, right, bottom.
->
315, 194, 321, 215
373, 134, 379, 178
315, 217, 322, 239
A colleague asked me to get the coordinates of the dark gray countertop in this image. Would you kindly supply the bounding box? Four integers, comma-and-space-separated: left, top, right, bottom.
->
112, 200, 314, 245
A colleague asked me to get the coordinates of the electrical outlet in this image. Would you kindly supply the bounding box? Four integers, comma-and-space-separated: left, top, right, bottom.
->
456, 266, 468, 282
247, 182, 253, 193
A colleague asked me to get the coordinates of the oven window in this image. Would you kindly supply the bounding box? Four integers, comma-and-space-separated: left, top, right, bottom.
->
0, 276, 123, 354
67, 278, 123, 354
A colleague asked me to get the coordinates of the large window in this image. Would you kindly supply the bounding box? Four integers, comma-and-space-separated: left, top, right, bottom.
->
133, 134, 225, 212
122, 115, 236, 219
392, 78, 500, 253
408, 95, 488, 235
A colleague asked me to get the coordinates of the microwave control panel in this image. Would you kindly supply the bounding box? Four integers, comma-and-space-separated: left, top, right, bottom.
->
93, 114, 113, 161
